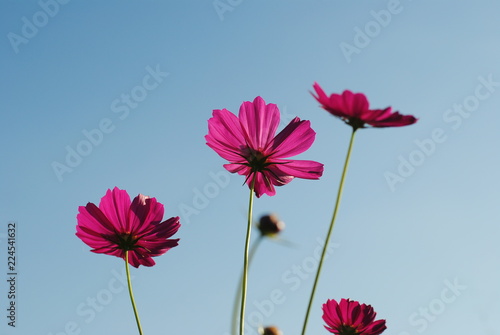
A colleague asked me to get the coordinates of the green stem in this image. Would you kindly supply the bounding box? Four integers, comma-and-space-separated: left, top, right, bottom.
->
125, 251, 144, 335
231, 236, 263, 335
301, 128, 357, 335
240, 180, 256, 335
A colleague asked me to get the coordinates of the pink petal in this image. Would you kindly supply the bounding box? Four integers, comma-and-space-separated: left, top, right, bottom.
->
98, 187, 131, 232
75, 230, 113, 249
342, 91, 369, 118
369, 110, 418, 127
339, 298, 354, 323
223, 163, 249, 174
269, 159, 324, 180
270, 118, 316, 158
251, 172, 276, 198
129, 195, 164, 235
91, 247, 122, 257
312, 82, 330, 106
77, 204, 116, 235
362, 107, 394, 123
127, 251, 146, 268
151, 217, 181, 238
238, 96, 280, 150
206, 109, 247, 162
323, 299, 342, 328
132, 248, 157, 267
137, 238, 179, 257
364, 319, 387, 335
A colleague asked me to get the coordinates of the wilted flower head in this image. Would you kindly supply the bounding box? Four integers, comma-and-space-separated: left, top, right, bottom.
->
206, 96, 324, 198
322, 298, 386, 335
258, 326, 283, 335
257, 214, 285, 237
312, 83, 417, 130
76, 187, 180, 268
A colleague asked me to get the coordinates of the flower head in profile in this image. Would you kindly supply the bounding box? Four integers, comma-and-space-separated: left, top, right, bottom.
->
76, 187, 180, 268
312, 83, 417, 130
322, 298, 386, 335
205, 96, 324, 198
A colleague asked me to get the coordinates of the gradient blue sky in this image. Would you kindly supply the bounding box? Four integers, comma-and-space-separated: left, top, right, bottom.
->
1, 1, 500, 334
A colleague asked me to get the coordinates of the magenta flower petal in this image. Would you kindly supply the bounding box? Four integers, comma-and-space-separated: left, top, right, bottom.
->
251, 171, 278, 197
322, 299, 387, 335
77, 204, 115, 235
152, 217, 181, 238
76, 187, 180, 268
367, 110, 418, 127
129, 194, 164, 236
270, 118, 316, 158
312, 82, 417, 129
98, 187, 132, 232
205, 109, 247, 162
206, 96, 324, 197
224, 163, 249, 174
239, 96, 281, 150
268, 159, 324, 180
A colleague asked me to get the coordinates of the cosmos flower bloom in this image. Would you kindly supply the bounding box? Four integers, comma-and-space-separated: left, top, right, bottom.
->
311, 83, 417, 129
205, 96, 324, 198
76, 187, 180, 268
322, 299, 386, 335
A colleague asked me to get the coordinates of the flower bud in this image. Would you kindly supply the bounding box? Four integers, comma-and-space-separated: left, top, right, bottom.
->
257, 214, 285, 237
258, 326, 283, 335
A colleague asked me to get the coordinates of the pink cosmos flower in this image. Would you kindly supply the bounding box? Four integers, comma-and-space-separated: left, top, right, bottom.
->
322, 299, 386, 335
76, 187, 180, 268
205, 96, 324, 198
312, 83, 417, 129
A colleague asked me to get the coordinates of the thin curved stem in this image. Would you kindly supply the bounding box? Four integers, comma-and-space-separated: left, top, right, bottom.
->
240, 179, 256, 335
301, 128, 357, 335
125, 251, 144, 335
231, 235, 264, 335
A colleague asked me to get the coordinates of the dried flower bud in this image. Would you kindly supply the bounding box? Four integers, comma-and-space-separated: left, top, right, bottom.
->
258, 326, 283, 335
257, 214, 285, 237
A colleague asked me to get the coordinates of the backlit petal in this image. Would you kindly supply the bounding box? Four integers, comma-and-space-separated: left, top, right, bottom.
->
269, 159, 324, 180
206, 109, 247, 162
98, 187, 131, 232
270, 118, 316, 158
238, 96, 280, 150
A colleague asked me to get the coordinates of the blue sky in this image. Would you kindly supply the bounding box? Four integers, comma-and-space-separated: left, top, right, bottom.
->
1, 1, 500, 334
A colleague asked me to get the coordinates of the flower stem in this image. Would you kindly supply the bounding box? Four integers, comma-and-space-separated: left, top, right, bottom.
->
232, 235, 263, 335
240, 179, 256, 335
125, 251, 144, 335
301, 128, 357, 335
